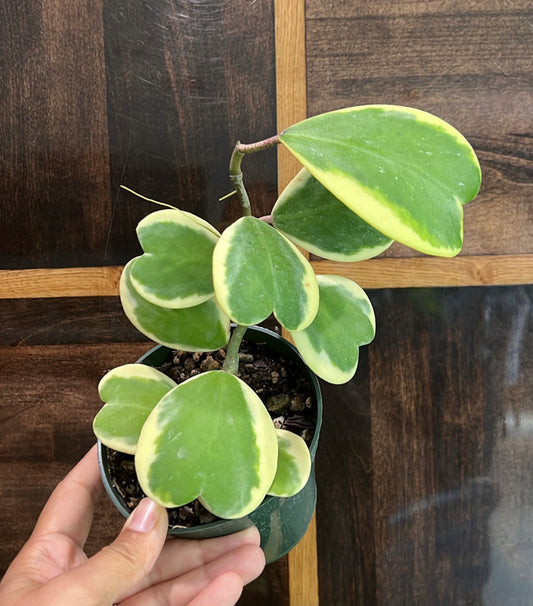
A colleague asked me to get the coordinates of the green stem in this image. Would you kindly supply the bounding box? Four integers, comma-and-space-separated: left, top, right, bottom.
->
228, 135, 280, 217
223, 134, 280, 375
222, 324, 248, 375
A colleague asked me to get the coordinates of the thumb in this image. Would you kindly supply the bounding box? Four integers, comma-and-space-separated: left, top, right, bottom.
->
60, 498, 168, 604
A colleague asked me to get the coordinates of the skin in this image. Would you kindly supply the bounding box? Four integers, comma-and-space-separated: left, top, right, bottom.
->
0, 445, 265, 606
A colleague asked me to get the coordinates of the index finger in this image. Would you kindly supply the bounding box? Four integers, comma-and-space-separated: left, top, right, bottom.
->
32, 444, 104, 548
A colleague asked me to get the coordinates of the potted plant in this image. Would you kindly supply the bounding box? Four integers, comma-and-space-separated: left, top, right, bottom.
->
93, 104, 481, 562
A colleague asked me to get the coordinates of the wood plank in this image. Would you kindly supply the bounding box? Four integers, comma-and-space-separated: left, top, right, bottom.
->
316, 351, 376, 606
288, 514, 319, 606
307, 0, 533, 18
305, 3, 533, 260
0, 1, 278, 269
102, 0, 278, 262
368, 285, 533, 604
0, 267, 121, 299
274, 0, 307, 192
311, 254, 533, 288
0, 297, 143, 346
3, 253, 533, 301
274, 2, 319, 603
0, 0, 111, 269
314, 285, 533, 604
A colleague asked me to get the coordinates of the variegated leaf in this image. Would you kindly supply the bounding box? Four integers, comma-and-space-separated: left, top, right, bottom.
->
272, 168, 393, 261
267, 429, 312, 498
280, 105, 481, 257
135, 371, 278, 519
93, 364, 176, 454
213, 216, 319, 331
130, 209, 219, 309
291, 275, 375, 384
182, 210, 222, 238
120, 259, 230, 352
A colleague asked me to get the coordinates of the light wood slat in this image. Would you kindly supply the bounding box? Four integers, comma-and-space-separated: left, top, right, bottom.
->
274, 0, 307, 193
288, 514, 320, 606
311, 254, 533, 288
2, 254, 532, 300
274, 1, 320, 604
0, 267, 122, 299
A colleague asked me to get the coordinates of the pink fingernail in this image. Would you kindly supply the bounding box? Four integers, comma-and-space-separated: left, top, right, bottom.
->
127, 498, 158, 533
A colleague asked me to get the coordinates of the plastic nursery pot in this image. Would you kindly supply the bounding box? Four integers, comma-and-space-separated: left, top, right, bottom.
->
98, 325, 322, 563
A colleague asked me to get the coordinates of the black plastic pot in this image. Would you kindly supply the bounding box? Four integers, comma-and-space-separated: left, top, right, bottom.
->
98, 325, 322, 563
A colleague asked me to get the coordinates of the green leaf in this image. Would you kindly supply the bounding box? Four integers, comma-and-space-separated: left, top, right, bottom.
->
130, 209, 219, 309
280, 105, 481, 257
291, 275, 375, 384
120, 259, 230, 351
213, 216, 319, 331
272, 168, 393, 261
267, 429, 312, 498
135, 371, 278, 519
93, 364, 176, 454
182, 210, 222, 238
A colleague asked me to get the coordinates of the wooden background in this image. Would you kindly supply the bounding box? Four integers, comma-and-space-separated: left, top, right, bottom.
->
1, 1, 532, 604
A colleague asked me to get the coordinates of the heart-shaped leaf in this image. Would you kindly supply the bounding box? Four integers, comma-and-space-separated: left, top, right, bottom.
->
291, 275, 375, 384
272, 168, 393, 261
267, 429, 312, 498
182, 210, 222, 238
120, 258, 230, 351
130, 209, 219, 309
93, 364, 176, 454
135, 371, 278, 519
213, 216, 319, 331
280, 105, 481, 257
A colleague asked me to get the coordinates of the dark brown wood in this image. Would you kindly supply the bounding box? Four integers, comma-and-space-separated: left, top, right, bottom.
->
0, 0, 111, 269
315, 285, 533, 605
0, 0, 277, 269
99, 0, 278, 264
0, 297, 145, 346
305, 1, 533, 259
316, 351, 376, 606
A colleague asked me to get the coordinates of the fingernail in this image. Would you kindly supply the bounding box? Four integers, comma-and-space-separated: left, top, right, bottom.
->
126, 498, 159, 533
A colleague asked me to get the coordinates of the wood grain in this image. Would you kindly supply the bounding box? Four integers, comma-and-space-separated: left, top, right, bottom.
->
3, 1, 533, 605
0, 267, 121, 299
274, 1, 320, 603
317, 351, 376, 605
307, 0, 533, 19
367, 286, 533, 604
102, 0, 278, 261
3, 252, 532, 302
0, 297, 144, 346
314, 285, 533, 605
0, 0, 111, 269
312, 254, 533, 289
0, 342, 148, 576
274, 0, 307, 192
0, 0, 278, 270
288, 514, 319, 606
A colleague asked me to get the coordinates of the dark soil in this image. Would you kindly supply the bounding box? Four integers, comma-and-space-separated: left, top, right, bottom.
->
107, 338, 317, 529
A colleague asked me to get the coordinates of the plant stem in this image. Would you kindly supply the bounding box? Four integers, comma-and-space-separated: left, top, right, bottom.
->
222, 324, 248, 375
223, 134, 280, 375
228, 135, 280, 217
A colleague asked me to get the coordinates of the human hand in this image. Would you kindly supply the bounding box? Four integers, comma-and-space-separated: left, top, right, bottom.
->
0, 445, 265, 605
